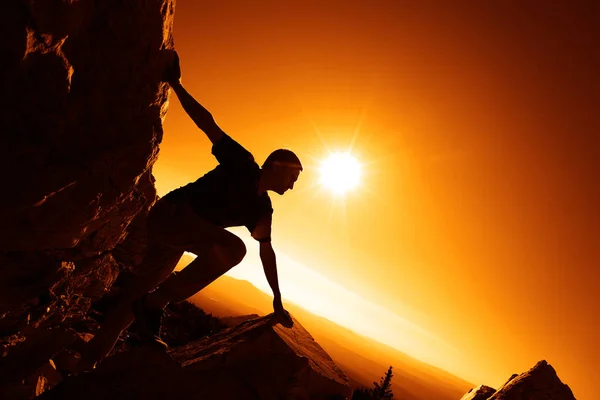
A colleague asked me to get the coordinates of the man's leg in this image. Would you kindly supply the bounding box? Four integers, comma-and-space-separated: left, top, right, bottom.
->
79, 243, 183, 369
136, 201, 248, 310
85, 201, 246, 360
79, 198, 186, 369
144, 233, 246, 310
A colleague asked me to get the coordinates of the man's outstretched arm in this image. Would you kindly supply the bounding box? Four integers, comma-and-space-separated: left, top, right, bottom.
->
259, 241, 294, 328
170, 82, 225, 144
164, 51, 225, 144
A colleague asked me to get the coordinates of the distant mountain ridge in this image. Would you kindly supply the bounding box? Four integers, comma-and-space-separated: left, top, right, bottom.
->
460, 360, 575, 400
192, 276, 578, 400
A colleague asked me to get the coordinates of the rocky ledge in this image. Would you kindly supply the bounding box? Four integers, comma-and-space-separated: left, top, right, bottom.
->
40, 315, 352, 400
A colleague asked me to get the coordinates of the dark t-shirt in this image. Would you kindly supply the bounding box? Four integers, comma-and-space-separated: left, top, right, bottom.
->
164, 135, 273, 242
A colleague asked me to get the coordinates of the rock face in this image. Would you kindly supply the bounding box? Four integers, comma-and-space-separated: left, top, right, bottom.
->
488, 361, 576, 400
170, 315, 353, 399
0, 0, 174, 396
0, 0, 173, 341
42, 315, 353, 400
460, 385, 497, 400
461, 360, 576, 400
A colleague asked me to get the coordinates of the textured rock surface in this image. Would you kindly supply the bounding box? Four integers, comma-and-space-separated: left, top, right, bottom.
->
488, 360, 575, 400
460, 385, 497, 400
461, 360, 576, 400
0, 0, 172, 253
39, 346, 194, 400
41, 315, 352, 400
170, 315, 353, 399
0, 327, 77, 383
0, 0, 174, 396
0, 0, 173, 338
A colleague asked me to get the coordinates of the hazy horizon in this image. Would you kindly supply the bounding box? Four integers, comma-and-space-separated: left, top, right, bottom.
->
179, 242, 469, 383
191, 269, 474, 400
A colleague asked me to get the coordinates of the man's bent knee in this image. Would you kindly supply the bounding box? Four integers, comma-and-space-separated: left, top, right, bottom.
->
215, 235, 246, 267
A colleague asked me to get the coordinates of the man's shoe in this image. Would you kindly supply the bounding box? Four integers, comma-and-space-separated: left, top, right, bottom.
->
132, 294, 168, 349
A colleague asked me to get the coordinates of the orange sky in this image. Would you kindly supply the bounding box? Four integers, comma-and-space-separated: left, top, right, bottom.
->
153, 2, 599, 398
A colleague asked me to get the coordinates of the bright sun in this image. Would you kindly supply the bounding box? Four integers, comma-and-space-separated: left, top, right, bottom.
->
319, 152, 362, 194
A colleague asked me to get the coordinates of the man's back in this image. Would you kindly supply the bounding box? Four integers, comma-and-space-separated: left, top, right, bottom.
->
163, 134, 272, 233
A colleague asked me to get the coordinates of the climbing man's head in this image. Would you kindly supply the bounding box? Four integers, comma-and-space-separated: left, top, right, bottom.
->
262, 149, 303, 195
262, 149, 303, 171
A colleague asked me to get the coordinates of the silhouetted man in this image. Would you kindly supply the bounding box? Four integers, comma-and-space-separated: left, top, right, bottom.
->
80, 51, 300, 369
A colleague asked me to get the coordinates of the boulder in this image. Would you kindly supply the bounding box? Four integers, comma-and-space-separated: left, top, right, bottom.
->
38, 359, 63, 387
170, 315, 353, 399
40, 345, 193, 400
0, 326, 77, 384
0, 376, 47, 400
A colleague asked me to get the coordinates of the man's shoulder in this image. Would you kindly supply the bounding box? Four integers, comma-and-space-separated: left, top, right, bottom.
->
212, 134, 255, 165
225, 159, 261, 181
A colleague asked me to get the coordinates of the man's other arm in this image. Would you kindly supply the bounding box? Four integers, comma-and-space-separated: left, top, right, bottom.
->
259, 241, 294, 328
170, 82, 225, 144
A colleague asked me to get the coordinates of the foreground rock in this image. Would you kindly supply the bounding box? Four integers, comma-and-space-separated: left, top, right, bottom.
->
40, 345, 191, 400
0, 0, 175, 396
461, 360, 576, 400
171, 315, 352, 399
42, 315, 352, 399
0, 0, 174, 340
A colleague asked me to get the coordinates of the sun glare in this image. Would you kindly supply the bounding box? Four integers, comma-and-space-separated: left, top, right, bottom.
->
319, 152, 361, 194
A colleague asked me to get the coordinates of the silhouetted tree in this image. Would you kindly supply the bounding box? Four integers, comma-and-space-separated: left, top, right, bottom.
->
372, 366, 394, 399
351, 366, 395, 400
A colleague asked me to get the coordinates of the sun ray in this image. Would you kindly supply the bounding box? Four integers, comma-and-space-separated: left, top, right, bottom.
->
348, 103, 369, 154
298, 104, 331, 155
340, 196, 349, 236
326, 193, 337, 229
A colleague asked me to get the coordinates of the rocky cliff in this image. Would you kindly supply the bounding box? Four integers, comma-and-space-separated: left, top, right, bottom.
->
460, 360, 576, 400
0, 0, 168, 395
1, 0, 172, 344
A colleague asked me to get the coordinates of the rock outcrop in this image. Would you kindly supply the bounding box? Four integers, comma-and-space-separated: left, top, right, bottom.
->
488, 360, 576, 400
41, 315, 352, 400
0, 0, 174, 396
461, 360, 576, 400
460, 385, 497, 400
0, 0, 173, 348
171, 315, 352, 399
